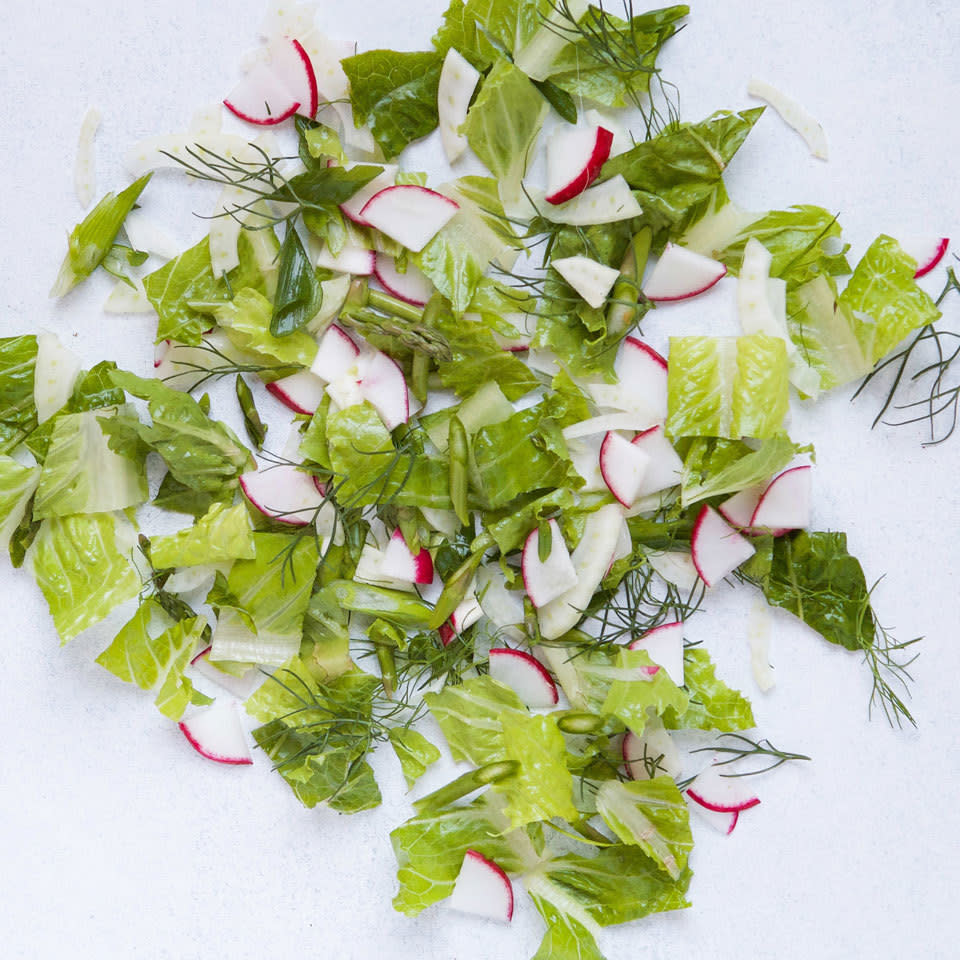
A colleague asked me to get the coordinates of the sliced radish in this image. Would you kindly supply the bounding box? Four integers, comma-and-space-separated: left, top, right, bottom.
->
622, 724, 682, 780
380, 528, 434, 584
545, 174, 643, 225
589, 337, 668, 423
489, 648, 559, 708
686, 762, 760, 813
224, 63, 300, 125
266, 370, 327, 415
552, 255, 620, 309
178, 702, 253, 765
266, 36, 319, 118
446, 850, 514, 923
545, 124, 614, 205
631, 426, 683, 496
190, 646, 261, 699
750, 465, 812, 532
358, 350, 410, 430
898, 235, 949, 278
689, 804, 740, 835
359, 185, 459, 252
599, 431, 650, 507
240, 464, 328, 525
310, 324, 360, 382
521, 519, 578, 608
315, 245, 375, 275
690, 505, 756, 587
440, 592, 484, 645
373, 254, 434, 306
629, 621, 684, 686
718, 484, 765, 532
339, 164, 398, 226
643, 243, 727, 302
438, 48, 481, 164
354, 541, 415, 592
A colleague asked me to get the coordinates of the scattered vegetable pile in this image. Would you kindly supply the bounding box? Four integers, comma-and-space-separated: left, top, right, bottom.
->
4, 1, 953, 957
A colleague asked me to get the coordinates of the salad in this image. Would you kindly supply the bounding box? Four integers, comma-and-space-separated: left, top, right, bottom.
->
2, 1, 956, 958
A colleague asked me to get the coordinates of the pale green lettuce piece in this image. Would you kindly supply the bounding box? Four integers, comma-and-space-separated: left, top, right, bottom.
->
96, 600, 210, 720
105, 370, 254, 493
148, 502, 255, 569
341, 50, 443, 159
839, 234, 940, 364
424, 674, 527, 765
390, 794, 535, 916
666, 334, 788, 440
389, 727, 442, 788
463, 58, 548, 214
432, 0, 544, 70
0, 335, 38, 454
33, 409, 148, 519
663, 647, 754, 731
602, 648, 689, 736
0, 457, 40, 550
679, 434, 797, 507
30, 512, 140, 643
495, 713, 577, 829
209, 532, 318, 665
210, 288, 317, 368
595, 778, 693, 880
51, 174, 152, 298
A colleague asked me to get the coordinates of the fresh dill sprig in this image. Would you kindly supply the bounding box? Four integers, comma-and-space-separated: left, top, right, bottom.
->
689, 733, 811, 778
853, 265, 960, 445
159, 338, 301, 391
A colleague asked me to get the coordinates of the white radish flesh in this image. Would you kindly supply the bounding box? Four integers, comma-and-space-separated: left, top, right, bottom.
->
266, 36, 319, 118
224, 63, 300, 125
589, 337, 668, 423
338, 164, 398, 225
599, 431, 650, 507
438, 49, 481, 164
358, 350, 410, 430
488, 648, 559, 708
373, 254, 434, 306
446, 850, 514, 923
310, 324, 360, 382
190, 646, 261, 700
380, 528, 434, 584
359, 185, 459, 252
718, 484, 765, 532
178, 702, 253, 765
315, 245, 376, 275
631, 426, 683, 496
750, 465, 812, 532
265, 370, 328, 415
629, 621, 684, 686
521, 519, 578, 608
240, 464, 328, 525
690, 505, 756, 587
686, 762, 761, 813
552, 255, 620, 309
898, 235, 949, 278
643, 243, 727, 301
545, 125, 613, 205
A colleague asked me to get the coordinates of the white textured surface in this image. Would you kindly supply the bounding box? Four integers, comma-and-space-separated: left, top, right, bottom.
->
1, 2, 959, 959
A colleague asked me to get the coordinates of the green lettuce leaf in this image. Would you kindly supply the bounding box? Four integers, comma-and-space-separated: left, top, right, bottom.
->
602, 648, 689, 736
33, 409, 148, 519
595, 777, 693, 880
29, 512, 141, 643
51, 174, 152, 297
463, 58, 548, 213
96, 600, 209, 720
666, 334, 789, 440
0, 457, 40, 551
211, 288, 317, 367
0, 335, 38, 454
432, 0, 544, 69
679, 434, 797, 507
210, 532, 318, 665
148, 502, 256, 569
105, 370, 254, 493
663, 648, 754, 731
839, 234, 940, 364
424, 674, 528, 765
389, 727, 442, 788
342, 50, 443, 159
601, 108, 763, 244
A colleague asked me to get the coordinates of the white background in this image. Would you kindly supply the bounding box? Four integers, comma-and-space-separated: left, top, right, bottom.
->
2, 1, 959, 958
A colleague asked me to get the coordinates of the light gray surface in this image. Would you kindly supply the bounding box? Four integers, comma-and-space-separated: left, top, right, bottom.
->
1, 2, 959, 958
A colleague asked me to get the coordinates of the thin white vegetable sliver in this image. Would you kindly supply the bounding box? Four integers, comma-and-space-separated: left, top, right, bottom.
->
748, 77, 829, 160
104, 279, 153, 314
74, 107, 101, 209
34, 332, 82, 423
438, 49, 480, 164
748, 596, 776, 692
553, 255, 620, 309
543, 175, 643, 226
123, 209, 180, 260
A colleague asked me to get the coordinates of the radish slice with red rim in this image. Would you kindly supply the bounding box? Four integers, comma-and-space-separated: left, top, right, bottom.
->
897, 235, 949, 278
310, 323, 360, 382
178, 702, 252, 765
380, 528, 434, 584
265, 370, 327, 415
224, 63, 300, 125
545, 124, 613, 205
690, 505, 756, 587
629, 620, 684, 686
521, 519, 578, 608
359, 185, 459, 252
750, 465, 812, 532
599, 431, 650, 507
373, 254, 434, 306
643, 243, 727, 302
240, 464, 328, 525
488, 648, 559, 708
446, 850, 514, 922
